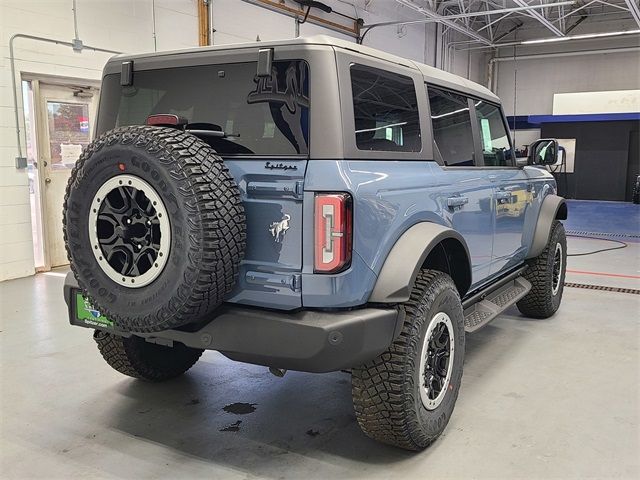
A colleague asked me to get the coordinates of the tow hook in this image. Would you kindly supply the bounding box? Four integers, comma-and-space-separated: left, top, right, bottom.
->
269, 367, 287, 378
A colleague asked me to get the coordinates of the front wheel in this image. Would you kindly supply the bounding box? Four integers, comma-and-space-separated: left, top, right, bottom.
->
517, 220, 567, 318
351, 270, 465, 451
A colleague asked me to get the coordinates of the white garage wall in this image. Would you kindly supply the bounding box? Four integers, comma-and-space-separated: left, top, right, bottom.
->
495, 40, 640, 117
0, 0, 198, 281
1, 0, 487, 281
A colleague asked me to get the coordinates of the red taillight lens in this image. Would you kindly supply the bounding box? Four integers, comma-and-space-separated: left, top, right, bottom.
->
314, 193, 352, 273
146, 114, 186, 127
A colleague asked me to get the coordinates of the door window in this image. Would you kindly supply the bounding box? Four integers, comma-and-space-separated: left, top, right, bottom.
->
46, 102, 91, 170
350, 65, 421, 152
428, 87, 475, 166
475, 101, 513, 166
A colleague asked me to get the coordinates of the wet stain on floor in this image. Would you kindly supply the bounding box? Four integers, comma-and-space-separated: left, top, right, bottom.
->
219, 420, 242, 432
223, 402, 257, 415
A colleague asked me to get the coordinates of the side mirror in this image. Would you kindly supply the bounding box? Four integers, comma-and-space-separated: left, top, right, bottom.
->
528, 139, 559, 166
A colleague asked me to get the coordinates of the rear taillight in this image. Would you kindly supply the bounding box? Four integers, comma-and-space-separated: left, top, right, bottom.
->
146, 114, 187, 127
314, 193, 352, 273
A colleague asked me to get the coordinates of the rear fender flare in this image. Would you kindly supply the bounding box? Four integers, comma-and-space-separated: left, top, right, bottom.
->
369, 223, 471, 303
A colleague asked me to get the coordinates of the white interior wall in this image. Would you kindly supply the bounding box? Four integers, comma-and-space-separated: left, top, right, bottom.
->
212, 0, 438, 65
492, 36, 640, 150
494, 36, 640, 117
1, 0, 486, 282
0, 0, 198, 281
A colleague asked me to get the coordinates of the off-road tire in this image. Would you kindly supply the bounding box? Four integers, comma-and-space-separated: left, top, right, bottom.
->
517, 220, 567, 318
63, 126, 245, 333
351, 270, 465, 451
94, 330, 203, 381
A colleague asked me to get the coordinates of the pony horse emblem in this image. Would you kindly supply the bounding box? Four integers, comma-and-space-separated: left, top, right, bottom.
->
269, 214, 291, 242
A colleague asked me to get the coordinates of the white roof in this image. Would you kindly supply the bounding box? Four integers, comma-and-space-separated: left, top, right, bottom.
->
111, 35, 499, 103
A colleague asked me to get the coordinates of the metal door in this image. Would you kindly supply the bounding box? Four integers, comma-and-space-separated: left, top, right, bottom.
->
35, 82, 99, 268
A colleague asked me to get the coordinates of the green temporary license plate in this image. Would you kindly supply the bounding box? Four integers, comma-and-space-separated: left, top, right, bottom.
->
75, 292, 113, 328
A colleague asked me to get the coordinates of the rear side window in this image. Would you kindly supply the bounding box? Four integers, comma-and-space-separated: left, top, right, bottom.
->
475, 101, 513, 166
351, 65, 421, 152
97, 61, 309, 155
428, 87, 475, 167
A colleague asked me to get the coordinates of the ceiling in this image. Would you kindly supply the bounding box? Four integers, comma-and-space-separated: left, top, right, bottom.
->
385, 0, 640, 47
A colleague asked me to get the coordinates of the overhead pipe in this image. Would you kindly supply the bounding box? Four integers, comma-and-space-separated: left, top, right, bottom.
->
244, 0, 361, 38
9, 33, 121, 162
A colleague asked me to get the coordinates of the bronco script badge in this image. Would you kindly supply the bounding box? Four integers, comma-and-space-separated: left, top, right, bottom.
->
269, 214, 291, 242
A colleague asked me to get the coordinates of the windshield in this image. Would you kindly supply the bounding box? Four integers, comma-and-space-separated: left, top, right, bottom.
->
97, 60, 309, 155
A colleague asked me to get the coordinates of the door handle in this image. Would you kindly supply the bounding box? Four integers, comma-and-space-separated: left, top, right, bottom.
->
447, 196, 469, 208
487, 174, 498, 182
44, 178, 52, 184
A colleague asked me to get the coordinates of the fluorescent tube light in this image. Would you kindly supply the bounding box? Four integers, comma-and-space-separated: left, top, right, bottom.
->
522, 29, 640, 45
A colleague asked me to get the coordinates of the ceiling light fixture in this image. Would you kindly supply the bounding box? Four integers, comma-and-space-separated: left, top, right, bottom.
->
522, 29, 640, 44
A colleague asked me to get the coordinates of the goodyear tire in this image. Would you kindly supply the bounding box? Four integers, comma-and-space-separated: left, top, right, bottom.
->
517, 220, 567, 318
63, 126, 246, 333
352, 270, 465, 451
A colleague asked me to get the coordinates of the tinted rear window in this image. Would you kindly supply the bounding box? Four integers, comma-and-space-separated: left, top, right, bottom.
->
350, 65, 421, 152
97, 61, 309, 155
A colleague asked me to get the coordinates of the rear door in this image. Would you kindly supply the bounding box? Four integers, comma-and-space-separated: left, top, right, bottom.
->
96, 52, 311, 309
427, 87, 495, 286
473, 101, 532, 274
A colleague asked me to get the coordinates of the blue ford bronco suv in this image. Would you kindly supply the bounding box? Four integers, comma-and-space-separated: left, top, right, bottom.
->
63, 36, 567, 451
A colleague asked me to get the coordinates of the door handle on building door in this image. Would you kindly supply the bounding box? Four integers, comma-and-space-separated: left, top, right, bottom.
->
44, 178, 51, 184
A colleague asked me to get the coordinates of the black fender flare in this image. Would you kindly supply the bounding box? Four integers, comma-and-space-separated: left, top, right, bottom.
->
369, 222, 472, 303
526, 194, 567, 259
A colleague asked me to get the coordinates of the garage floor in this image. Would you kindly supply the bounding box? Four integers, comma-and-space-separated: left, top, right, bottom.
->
1, 202, 639, 479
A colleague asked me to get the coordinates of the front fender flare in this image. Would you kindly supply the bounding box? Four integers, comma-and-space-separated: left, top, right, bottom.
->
526, 194, 567, 259
369, 222, 471, 303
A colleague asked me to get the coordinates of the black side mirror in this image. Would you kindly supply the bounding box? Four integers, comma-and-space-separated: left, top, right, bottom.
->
528, 139, 559, 166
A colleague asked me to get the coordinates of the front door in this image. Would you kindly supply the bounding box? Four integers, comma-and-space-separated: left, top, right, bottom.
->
36, 82, 99, 268
473, 100, 531, 275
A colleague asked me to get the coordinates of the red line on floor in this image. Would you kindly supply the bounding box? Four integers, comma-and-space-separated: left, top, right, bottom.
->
566, 269, 640, 280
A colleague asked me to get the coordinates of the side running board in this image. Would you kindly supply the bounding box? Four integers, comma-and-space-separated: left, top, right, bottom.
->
463, 276, 531, 333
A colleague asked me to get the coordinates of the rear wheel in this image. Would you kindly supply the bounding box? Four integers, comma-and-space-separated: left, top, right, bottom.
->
94, 331, 203, 381
351, 270, 465, 451
517, 220, 567, 318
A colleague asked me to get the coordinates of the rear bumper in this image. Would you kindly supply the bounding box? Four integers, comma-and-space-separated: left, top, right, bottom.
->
63, 273, 402, 373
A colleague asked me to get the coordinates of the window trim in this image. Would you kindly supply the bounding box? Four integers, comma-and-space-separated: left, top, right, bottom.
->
470, 97, 517, 168
336, 51, 432, 161
426, 84, 479, 168
350, 63, 422, 154
426, 83, 517, 169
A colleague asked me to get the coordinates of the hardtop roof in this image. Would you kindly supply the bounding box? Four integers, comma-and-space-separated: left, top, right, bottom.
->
107, 34, 499, 103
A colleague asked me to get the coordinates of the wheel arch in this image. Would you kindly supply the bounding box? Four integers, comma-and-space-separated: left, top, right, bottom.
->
369, 222, 472, 303
526, 194, 567, 259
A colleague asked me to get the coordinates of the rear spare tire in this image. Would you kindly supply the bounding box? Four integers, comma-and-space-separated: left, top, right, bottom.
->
63, 126, 245, 332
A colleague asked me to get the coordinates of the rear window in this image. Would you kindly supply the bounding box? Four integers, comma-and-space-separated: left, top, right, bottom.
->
97, 60, 309, 155
350, 64, 421, 152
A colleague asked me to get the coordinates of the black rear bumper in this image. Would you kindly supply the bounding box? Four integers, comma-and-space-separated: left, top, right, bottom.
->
64, 273, 402, 373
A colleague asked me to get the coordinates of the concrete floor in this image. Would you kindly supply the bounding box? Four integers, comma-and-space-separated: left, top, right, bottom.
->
1, 239, 639, 479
